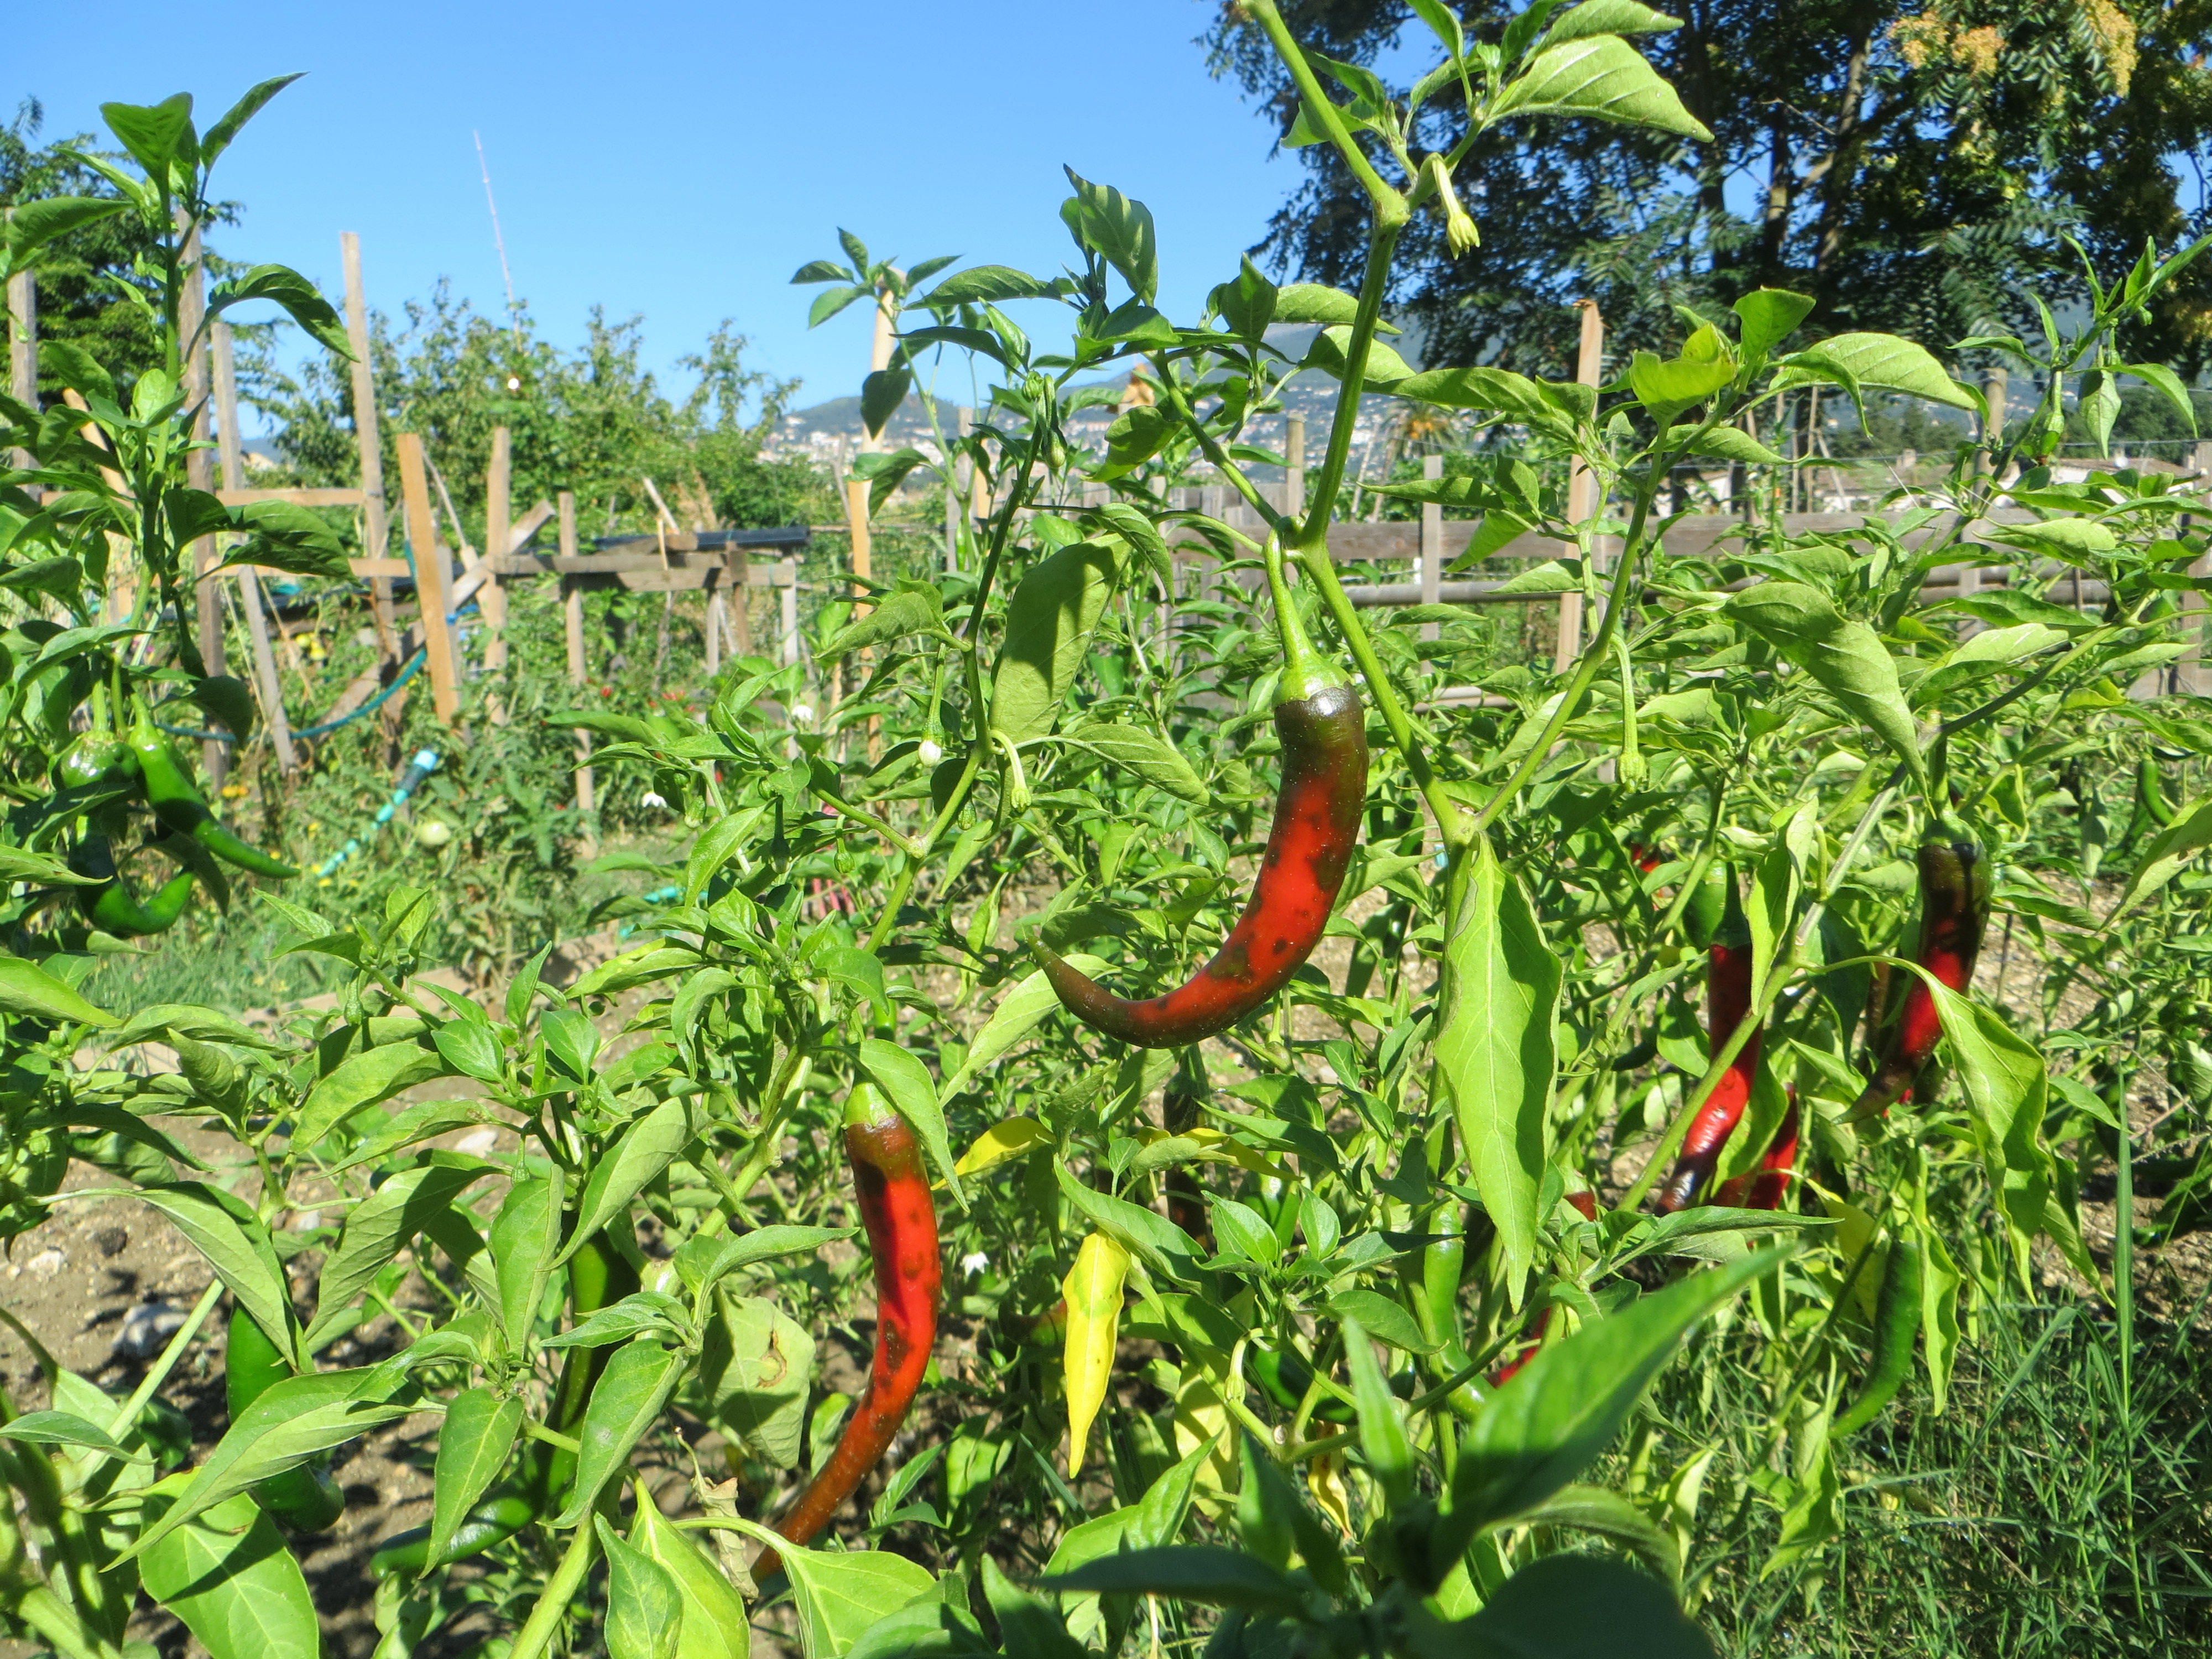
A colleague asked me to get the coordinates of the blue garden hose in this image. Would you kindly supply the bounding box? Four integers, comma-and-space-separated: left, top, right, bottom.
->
315, 749, 441, 880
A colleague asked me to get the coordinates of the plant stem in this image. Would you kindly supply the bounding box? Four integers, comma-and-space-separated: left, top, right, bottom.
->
504, 1516, 597, 1659
103, 1279, 223, 1442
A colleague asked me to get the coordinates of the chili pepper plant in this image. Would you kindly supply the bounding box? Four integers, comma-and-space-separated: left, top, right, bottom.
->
0, 7, 2209, 1659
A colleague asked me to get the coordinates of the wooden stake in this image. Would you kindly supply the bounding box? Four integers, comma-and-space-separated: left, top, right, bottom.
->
733, 552, 753, 656
6, 264, 32, 476
341, 233, 398, 659
1420, 453, 1443, 642
484, 426, 512, 673
396, 432, 459, 720
1286, 413, 1306, 519
560, 491, 595, 814
212, 321, 297, 771
947, 405, 972, 571
1556, 299, 1604, 674
177, 213, 229, 785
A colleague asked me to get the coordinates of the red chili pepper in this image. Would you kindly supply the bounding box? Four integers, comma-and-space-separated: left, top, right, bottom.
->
1713, 1091, 1798, 1211
758, 1086, 940, 1575
1039, 642, 1367, 1047
1854, 832, 1989, 1117
1626, 839, 1665, 874
1656, 872, 1759, 1214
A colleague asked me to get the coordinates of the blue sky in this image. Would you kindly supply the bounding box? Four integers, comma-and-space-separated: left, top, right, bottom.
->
11, 1, 1302, 415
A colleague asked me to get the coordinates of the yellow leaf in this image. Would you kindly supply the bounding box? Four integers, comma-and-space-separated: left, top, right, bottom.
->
1061, 1231, 1129, 1477
955, 1116, 1050, 1177
1133, 1125, 1289, 1182
1822, 1195, 1886, 1324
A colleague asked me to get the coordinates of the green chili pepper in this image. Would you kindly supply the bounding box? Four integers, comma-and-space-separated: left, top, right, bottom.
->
69, 838, 194, 937
226, 1307, 346, 1532
53, 733, 138, 791
126, 714, 299, 880
369, 1491, 535, 1580
1834, 1238, 1923, 1435
520, 1233, 640, 1514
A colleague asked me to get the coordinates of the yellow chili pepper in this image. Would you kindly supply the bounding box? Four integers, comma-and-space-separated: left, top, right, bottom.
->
1061, 1230, 1130, 1477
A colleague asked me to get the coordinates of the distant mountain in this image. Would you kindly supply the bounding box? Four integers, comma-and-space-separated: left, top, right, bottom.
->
764, 324, 1407, 482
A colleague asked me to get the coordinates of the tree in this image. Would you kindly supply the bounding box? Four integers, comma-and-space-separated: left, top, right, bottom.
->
1207, 0, 2212, 375
249, 286, 831, 546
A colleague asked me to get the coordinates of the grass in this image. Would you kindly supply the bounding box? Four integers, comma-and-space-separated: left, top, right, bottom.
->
1664, 1281, 2212, 1656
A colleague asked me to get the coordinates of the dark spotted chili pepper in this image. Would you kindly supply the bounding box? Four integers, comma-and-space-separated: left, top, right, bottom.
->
1854, 830, 1989, 1118
1656, 870, 1760, 1214
758, 1084, 940, 1575
1039, 595, 1366, 1047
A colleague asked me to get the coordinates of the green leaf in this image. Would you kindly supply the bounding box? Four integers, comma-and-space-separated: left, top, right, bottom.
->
1421, 1553, 1715, 1658
1981, 518, 2117, 565
139, 1484, 322, 1659
782, 1542, 938, 1659
698, 1294, 815, 1469
1393, 366, 1552, 420
491, 1174, 562, 1353
1095, 404, 1173, 479
561, 1098, 698, 1264
922, 264, 1061, 307
128, 1370, 410, 1558
293, 1037, 452, 1149
1342, 1315, 1415, 1505
2109, 795, 2212, 922
675, 1225, 855, 1303
628, 1498, 754, 1659
101, 93, 196, 179
231, 498, 351, 578
431, 1389, 522, 1565
542, 1292, 686, 1350
306, 1156, 495, 1347
210, 264, 351, 359
1726, 582, 1922, 785
1929, 983, 2054, 1284
937, 955, 1111, 1098
1493, 35, 1714, 140
1302, 326, 1416, 390
123, 1182, 298, 1368
1661, 422, 1783, 465
1540, 0, 1686, 44
1042, 1436, 1216, 1651
1447, 1249, 1782, 1539
856, 1039, 963, 1202
859, 366, 911, 441
0, 952, 114, 1026
1733, 289, 1815, 362
0, 1410, 132, 1456
1044, 1546, 1308, 1619
1630, 351, 1735, 416
553, 1338, 685, 1525
1514, 1484, 1681, 1587
989, 540, 1121, 743
1063, 169, 1158, 302
1327, 1289, 1441, 1355
1211, 256, 1279, 338
1066, 721, 1209, 804
818, 587, 949, 660
1436, 840, 1559, 1306
980, 1554, 1087, 1659
3, 197, 130, 259
1272, 283, 1401, 332
1769, 332, 1976, 411
598, 1514, 684, 1659
199, 74, 304, 170
1056, 1165, 1201, 1283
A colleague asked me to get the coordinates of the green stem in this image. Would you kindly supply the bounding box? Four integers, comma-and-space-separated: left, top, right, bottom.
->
1244, 1, 1406, 219
103, 1279, 223, 1442
504, 1517, 598, 1659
